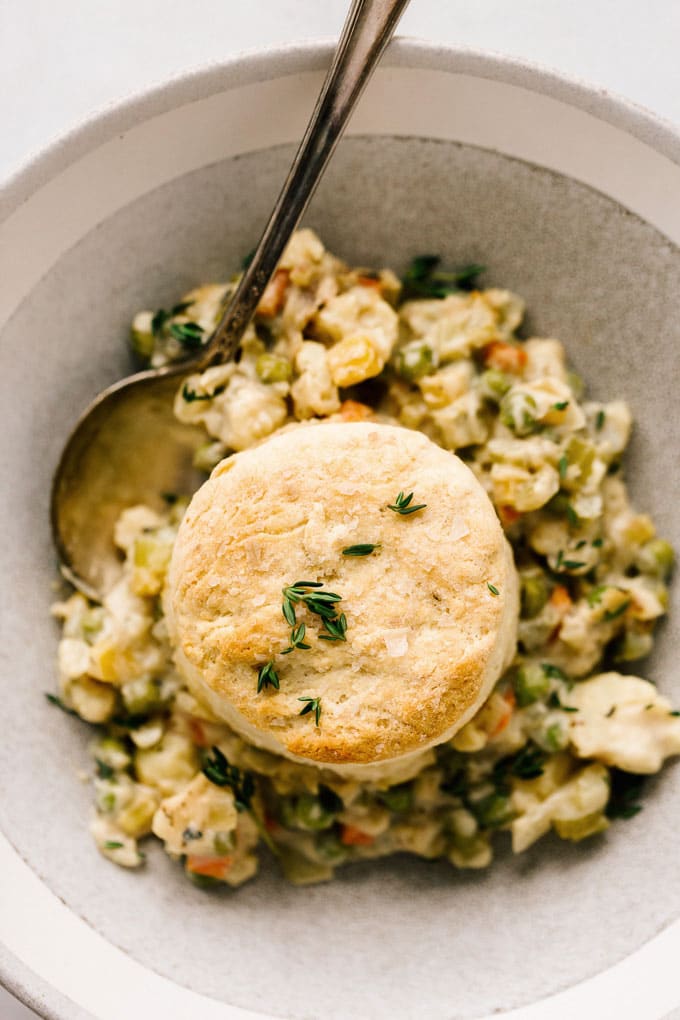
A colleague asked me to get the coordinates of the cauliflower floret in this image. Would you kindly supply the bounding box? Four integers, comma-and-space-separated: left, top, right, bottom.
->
522, 338, 569, 382
175, 367, 288, 451
290, 341, 340, 418
400, 292, 498, 362
483, 288, 525, 337
152, 773, 239, 856
486, 436, 561, 512
62, 675, 116, 723
279, 228, 325, 272
418, 362, 474, 408
586, 400, 632, 461
113, 505, 166, 556
316, 285, 398, 363
429, 391, 489, 449
90, 816, 145, 868
564, 672, 680, 773
511, 761, 609, 853
135, 731, 199, 796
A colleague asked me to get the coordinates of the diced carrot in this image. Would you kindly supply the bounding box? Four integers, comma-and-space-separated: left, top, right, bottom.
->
356, 274, 382, 291
498, 504, 522, 528
186, 717, 209, 748
340, 399, 373, 422
549, 585, 572, 612
256, 269, 290, 317
340, 824, 375, 847
489, 689, 516, 739
186, 855, 233, 880
483, 341, 527, 374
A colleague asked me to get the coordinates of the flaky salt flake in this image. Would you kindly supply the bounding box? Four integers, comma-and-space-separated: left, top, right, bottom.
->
449, 517, 470, 542
383, 629, 409, 658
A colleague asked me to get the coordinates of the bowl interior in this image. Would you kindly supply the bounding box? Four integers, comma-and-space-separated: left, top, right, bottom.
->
1, 113, 680, 1019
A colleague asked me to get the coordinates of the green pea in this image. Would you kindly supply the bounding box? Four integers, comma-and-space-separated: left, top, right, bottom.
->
499, 391, 539, 436
213, 830, 236, 854
121, 676, 165, 716
514, 663, 550, 707
256, 353, 292, 384
378, 783, 413, 813
295, 793, 335, 831
315, 829, 348, 863
395, 341, 435, 382
471, 792, 514, 829
542, 722, 567, 751
520, 574, 549, 619
479, 368, 511, 401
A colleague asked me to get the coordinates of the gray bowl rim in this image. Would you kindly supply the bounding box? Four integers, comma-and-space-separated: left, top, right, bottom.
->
3, 36, 680, 1020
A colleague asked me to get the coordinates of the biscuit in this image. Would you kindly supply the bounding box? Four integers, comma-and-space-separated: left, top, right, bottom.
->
167, 422, 519, 775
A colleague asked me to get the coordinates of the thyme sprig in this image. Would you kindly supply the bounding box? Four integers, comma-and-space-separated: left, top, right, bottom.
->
298, 696, 322, 726
402, 255, 485, 300
387, 491, 427, 516
282, 581, 343, 624
202, 746, 255, 812
257, 661, 280, 693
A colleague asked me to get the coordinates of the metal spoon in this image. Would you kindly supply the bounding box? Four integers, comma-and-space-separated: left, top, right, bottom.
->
51, 0, 410, 600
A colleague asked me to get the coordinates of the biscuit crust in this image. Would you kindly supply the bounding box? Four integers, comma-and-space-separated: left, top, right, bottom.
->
168, 422, 518, 769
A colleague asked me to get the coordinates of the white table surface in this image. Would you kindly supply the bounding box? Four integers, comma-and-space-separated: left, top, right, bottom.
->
2, 1, 680, 1018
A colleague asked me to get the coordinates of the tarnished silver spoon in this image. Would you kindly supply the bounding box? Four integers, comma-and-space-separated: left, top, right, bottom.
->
51, 0, 410, 600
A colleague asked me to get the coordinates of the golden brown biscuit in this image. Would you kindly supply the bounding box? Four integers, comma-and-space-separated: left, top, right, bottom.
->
167, 422, 518, 775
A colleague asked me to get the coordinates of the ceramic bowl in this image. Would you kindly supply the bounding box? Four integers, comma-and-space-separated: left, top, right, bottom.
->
1, 41, 680, 1020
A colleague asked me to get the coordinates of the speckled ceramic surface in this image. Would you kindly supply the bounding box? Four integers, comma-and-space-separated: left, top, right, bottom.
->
1, 44, 680, 1020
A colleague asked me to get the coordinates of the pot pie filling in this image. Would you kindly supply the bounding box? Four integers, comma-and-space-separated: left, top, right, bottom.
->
50, 230, 678, 886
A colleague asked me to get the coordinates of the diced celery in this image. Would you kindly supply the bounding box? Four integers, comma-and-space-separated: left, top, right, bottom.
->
256, 353, 293, 384
214, 830, 237, 854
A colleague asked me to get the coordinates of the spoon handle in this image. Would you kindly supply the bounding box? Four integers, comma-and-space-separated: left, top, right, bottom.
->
202, 0, 410, 367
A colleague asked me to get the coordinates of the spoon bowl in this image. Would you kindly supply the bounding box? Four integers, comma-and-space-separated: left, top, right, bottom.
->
51, 366, 205, 598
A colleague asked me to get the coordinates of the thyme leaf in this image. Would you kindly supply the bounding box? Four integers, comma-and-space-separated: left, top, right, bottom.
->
387, 491, 427, 516
342, 543, 381, 556
282, 622, 311, 655
181, 383, 226, 403
298, 696, 322, 726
